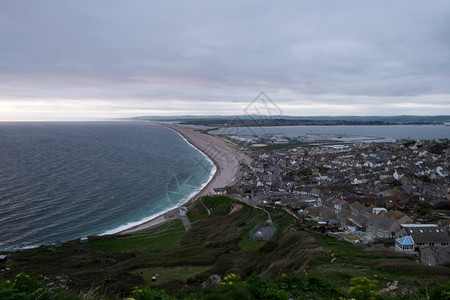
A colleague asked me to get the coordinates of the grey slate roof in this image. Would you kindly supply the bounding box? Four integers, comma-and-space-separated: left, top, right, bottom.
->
336, 210, 351, 225
368, 214, 397, 231
405, 227, 450, 244
349, 214, 368, 228
421, 246, 450, 266
319, 207, 337, 222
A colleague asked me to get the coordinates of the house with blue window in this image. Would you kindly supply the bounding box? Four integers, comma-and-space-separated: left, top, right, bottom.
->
396, 224, 450, 249
395, 236, 414, 252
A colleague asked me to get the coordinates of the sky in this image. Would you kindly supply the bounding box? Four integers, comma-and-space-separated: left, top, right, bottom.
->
1, 0, 450, 121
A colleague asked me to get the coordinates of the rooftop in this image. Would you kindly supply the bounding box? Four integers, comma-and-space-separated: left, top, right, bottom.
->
396, 236, 414, 246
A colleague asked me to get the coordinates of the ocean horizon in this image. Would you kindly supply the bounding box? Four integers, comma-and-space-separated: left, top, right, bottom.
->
0, 121, 215, 250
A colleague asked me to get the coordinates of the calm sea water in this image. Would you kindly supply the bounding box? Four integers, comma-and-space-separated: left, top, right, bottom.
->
211, 124, 450, 141
0, 122, 214, 250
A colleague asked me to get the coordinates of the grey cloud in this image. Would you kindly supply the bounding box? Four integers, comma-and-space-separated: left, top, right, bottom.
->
0, 0, 449, 118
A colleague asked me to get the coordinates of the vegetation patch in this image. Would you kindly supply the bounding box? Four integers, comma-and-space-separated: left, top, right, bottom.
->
187, 199, 209, 223
307, 232, 450, 290
135, 266, 211, 285
2, 195, 449, 299
238, 238, 266, 251
87, 219, 185, 253
201, 195, 234, 216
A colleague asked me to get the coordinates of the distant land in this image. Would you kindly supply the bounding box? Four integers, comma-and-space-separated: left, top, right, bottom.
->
129, 115, 450, 127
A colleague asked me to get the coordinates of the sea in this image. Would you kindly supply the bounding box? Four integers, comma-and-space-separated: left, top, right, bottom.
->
0, 122, 215, 250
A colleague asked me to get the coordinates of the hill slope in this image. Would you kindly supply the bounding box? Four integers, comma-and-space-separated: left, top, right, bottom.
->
1, 196, 449, 299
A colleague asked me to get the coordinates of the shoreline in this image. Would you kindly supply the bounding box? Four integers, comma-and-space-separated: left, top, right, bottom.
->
117, 122, 250, 234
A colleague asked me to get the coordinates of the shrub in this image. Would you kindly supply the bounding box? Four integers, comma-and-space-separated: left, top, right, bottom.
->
415, 281, 450, 300
0, 273, 48, 300
246, 275, 289, 300
276, 274, 346, 299
129, 285, 175, 300
347, 276, 383, 300
0, 273, 82, 300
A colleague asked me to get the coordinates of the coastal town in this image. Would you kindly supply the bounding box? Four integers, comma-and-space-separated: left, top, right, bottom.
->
211, 132, 450, 266
3, 0, 450, 297
1, 124, 449, 299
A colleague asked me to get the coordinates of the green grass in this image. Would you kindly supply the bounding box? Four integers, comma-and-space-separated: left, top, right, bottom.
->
189, 212, 209, 223
311, 259, 450, 289
87, 220, 185, 253
201, 195, 234, 216
187, 198, 210, 223
238, 238, 266, 250
308, 232, 384, 259
136, 266, 211, 284
307, 232, 450, 289
6, 195, 449, 299
179, 199, 268, 251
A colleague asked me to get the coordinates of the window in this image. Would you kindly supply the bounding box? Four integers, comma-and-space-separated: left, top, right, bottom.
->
441, 242, 448, 247
429, 258, 435, 267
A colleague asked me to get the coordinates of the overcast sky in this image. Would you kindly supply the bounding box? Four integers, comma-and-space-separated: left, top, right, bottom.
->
1, 0, 449, 120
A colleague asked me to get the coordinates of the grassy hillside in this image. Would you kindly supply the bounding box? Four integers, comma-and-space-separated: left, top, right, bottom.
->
1, 195, 449, 299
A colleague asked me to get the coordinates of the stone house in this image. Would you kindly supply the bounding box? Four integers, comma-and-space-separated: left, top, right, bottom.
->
397, 225, 450, 249
347, 213, 368, 231
367, 214, 402, 238
333, 199, 350, 213
421, 247, 450, 266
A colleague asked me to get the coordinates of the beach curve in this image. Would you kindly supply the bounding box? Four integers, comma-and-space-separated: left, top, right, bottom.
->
117, 123, 250, 234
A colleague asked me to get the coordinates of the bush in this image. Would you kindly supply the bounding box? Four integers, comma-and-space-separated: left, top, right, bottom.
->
209, 273, 252, 300
347, 277, 383, 300
0, 273, 49, 300
415, 281, 450, 300
276, 274, 346, 299
129, 285, 175, 300
0, 273, 82, 300
246, 275, 289, 300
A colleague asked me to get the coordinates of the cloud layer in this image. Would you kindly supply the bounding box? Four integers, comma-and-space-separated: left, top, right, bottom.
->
1, 0, 449, 120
